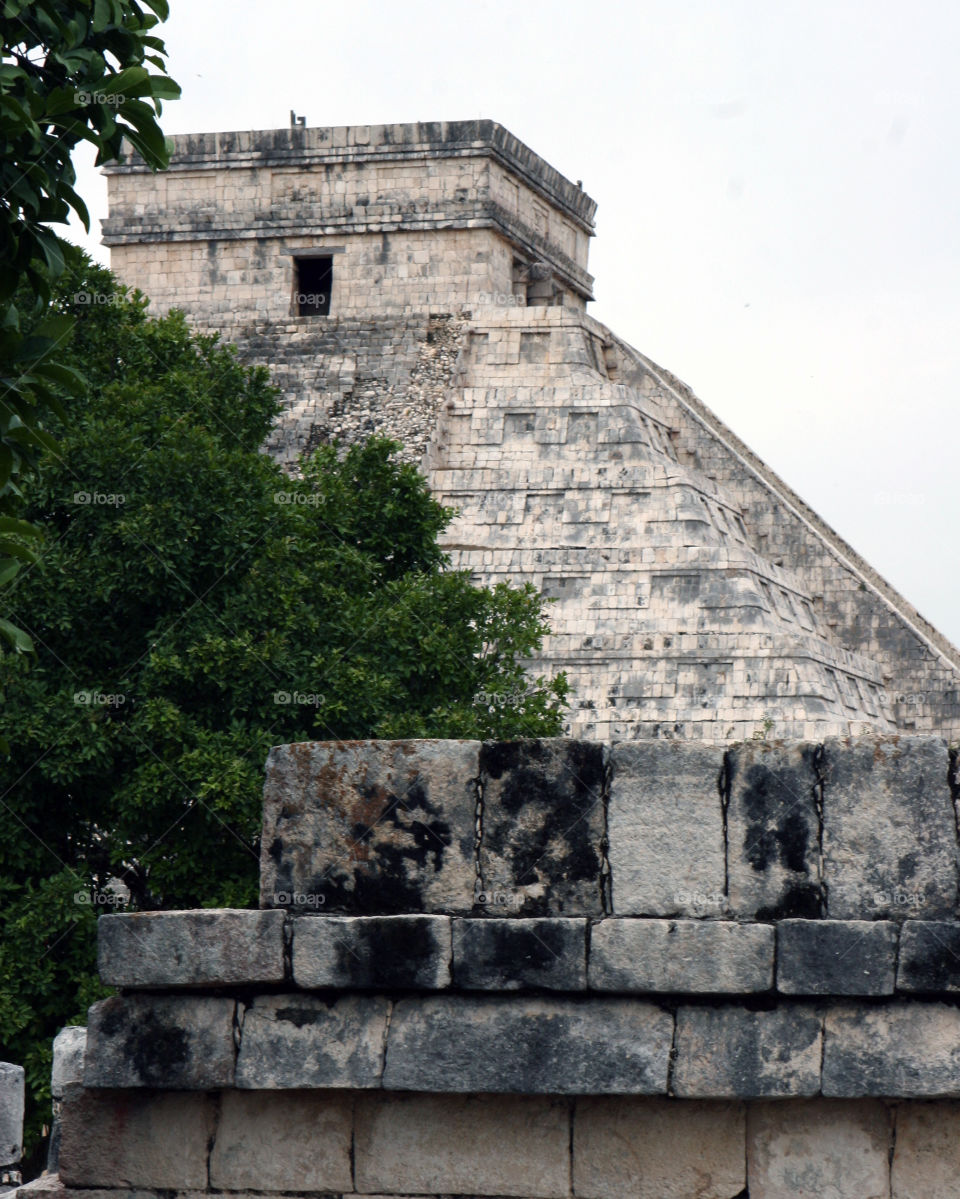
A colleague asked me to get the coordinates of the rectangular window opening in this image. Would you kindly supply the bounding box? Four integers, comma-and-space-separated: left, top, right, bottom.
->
294, 255, 332, 316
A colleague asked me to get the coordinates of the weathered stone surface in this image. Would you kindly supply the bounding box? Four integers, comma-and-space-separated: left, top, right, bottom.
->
209, 1090, 353, 1191
607, 741, 726, 917
823, 1001, 960, 1096
891, 1101, 960, 1198
292, 914, 451, 989
822, 736, 957, 919
355, 1092, 571, 1198
897, 920, 960, 992
777, 919, 897, 995
673, 1004, 822, 1098
589, 918, 773, 993
747, 1099, 891, 1199
83, 995, 236, 1089
235, 993, 389, 1088
478, 739, 606, 916
51, 1027, 86, 1099
383, 994, 672, 1093
726, 741, 822, 920
58, 1087, 215, 1188
98, 909, 286, 987
259, 739, 480, 914
452, 917, 587, 990
573, 1096, 746, 1199
0, 1062, 23, 1167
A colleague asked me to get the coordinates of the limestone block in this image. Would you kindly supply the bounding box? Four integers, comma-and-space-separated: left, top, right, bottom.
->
209, 1090, 353, 1192
97, 909, 286, 987
84, 995, 236, 1089
574, 1096, 746, 1199
452, 917, 587, 990
58, 1087, 216, 1188
51, 1027, 86, 1098
891, 1101, 960, 1198
383, 994, 672, 1093
607, 741, 726, 917
478, 739, 606, 915
823, 1001, 960, 1096
589, 918, 773, 993
355, 1092, 570, 1198
292, 914, 451, 989
777, 919, 897, 995
235, 993, 389, 1088
726, 741, 822, 920
822, 736, 956, 919
673, 1004, 822, 1098
259, 739, 480, 914
0, 1062, 23, 1167
747, 1099, 891, 1199
897, 920, 960, 992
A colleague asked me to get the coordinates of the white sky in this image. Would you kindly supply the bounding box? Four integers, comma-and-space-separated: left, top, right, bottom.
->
66, 0, 960, 647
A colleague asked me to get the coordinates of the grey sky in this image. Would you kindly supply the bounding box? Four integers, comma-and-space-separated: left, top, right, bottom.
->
68, 0, 960, 645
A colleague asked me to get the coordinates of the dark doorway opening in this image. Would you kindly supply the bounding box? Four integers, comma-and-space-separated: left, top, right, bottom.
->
294, 256, 332, 315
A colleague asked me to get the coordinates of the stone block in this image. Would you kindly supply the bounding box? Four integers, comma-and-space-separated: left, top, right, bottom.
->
209, 1090, 353, 1191
891, 1101, 960, 1198
607, 741, 726, 917
673, 1004, 822, 1098
897, 920, 960, 992
589, 918, 773, 993
726, 741, 822, 920
355, 1092, 570, 1197
478, 739, 606, 915
822, 736, 956, 919
452, 917, 587, 990
58, 1087, 215, 1188
235, 993, 389, 1088
383, 994, 672, 1093
777, 919, 897, 995
0, 1062, 23, 1167
292, 914, 451, 989
573, 1096, 746, 1199
823, 1001, 960, 1096
97, 909, 286, 987
83, 995, 236, 1089
51, 1027, 86, 1099
259, 739, 480, 914
747, 1099, 891, 1199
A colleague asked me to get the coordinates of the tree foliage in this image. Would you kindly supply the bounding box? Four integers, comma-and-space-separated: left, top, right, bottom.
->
0, 257, 568, 1163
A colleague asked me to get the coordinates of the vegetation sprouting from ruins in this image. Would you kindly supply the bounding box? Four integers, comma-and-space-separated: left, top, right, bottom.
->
0, 256, 569, 1158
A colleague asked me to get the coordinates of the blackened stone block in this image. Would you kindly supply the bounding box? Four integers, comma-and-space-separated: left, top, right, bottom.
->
83, 995, 236, 1089
383, 994, 672, 1093
292, 914, 451, 989
822, 736, 956, 919
478, 740, 606, 916
589, 919, 773, 993
235, 993, 389, 1088
777, 919, 897, 996
259, 740, 480, 914
673, 1004, 822, 1098
823, 1001, 960, 1097
726, 741, 822, 920
897, 921, 960, 992
98, 909, 286, 987
607, 741, 726, 916
452, 918, 587, 990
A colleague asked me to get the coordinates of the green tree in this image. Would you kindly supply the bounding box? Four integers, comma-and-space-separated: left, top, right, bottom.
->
0, 256, 568, 1164
0, 0, 179, 657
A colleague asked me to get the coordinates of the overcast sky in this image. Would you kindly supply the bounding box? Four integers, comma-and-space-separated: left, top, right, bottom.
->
67, 0, 960, 647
